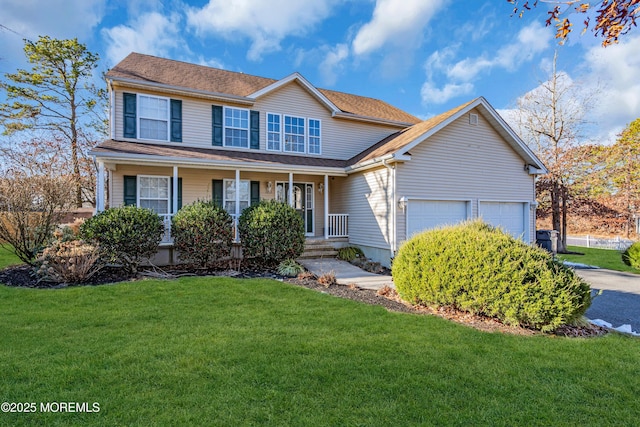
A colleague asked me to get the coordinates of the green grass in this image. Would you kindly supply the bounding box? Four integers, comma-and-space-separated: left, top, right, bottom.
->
558, 245, 639, 273
1, 278, 639, 426
0, 245, 23, 268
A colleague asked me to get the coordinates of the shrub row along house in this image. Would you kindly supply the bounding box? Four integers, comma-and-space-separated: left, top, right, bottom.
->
91, 53, 547, 267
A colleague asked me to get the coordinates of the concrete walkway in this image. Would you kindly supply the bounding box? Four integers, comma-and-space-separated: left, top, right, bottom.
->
298, 258, 394, 291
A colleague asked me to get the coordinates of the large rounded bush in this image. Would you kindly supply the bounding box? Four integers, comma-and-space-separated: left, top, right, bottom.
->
238, 200, 305, 264
171, 201, 234, 267
393, 220, 591, 332
80, 205, 164, 273
622, 242, 640, 270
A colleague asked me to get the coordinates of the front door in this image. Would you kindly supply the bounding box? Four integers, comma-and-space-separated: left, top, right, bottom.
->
276, 182, 314, 236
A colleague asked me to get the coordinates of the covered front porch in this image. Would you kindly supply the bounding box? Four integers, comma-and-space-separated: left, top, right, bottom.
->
95, 161, 349, 245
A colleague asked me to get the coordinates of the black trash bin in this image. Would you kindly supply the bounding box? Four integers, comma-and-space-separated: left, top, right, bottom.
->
536, 230, 558, 254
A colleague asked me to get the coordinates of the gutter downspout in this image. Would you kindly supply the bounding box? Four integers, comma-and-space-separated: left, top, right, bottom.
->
382, 159, 396, 260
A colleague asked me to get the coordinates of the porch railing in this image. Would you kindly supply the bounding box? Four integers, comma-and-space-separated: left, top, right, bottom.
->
162, 213, 348, 243
327, 214, 349, 238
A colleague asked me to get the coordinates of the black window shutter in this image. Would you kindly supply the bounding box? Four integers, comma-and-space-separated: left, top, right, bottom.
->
170, 99, 182, 142
212, 179, 223, 207
123, 93, 137, 138
170, 177, 183, 212
123, 175, 137, 206
250, 181, 260, 206
250, 110, 260, 149
212, 106, 223, 146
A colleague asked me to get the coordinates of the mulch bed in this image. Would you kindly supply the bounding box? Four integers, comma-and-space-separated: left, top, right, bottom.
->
0, 263, 608, 338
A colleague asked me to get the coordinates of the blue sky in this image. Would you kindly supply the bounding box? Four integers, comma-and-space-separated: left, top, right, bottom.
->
1, 0, 639, 143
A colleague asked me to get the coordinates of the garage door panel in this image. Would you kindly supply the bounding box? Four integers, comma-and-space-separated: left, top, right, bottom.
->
479, 202, 526, 240
407, 200, 469, 237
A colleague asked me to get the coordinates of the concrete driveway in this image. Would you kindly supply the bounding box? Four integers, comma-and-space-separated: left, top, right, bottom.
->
574, 268, 640, 332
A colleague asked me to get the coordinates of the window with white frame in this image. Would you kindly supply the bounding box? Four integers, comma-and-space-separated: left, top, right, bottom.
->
284, 115, 305, 153
224, 107, 249, 148
139, 95, 169, 141
308, 119, 321, 154
138, 176, 170, 214
223, 179, 250, 213
267, 113, 281, 151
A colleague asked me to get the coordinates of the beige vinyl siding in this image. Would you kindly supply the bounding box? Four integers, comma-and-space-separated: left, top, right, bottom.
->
110, 165, 326, 237
330, 167, 392, 249
396, 109, 536, 243
112, 83, 401, 160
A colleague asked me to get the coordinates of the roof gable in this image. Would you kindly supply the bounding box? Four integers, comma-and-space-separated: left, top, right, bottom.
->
106, 53, 420, 126
348, 97, 547, 172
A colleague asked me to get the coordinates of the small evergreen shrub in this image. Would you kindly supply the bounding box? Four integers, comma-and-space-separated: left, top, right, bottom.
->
393, 220, 591, 332
277, 259, 305, 277
238, 200, 305, 264
337, 246, 364, 262
171, 201, 234, 267
80, 206, 164, 273
622, 242, 640, 270
36, 240, 102, 283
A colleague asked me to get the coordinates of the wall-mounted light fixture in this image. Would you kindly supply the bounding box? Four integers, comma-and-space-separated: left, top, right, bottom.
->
267, 181, 273, 193
318, 183, 324, 194
398, 196, 408, 212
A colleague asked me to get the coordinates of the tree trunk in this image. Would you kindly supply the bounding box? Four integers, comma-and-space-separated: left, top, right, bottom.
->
561, 185, 568, 252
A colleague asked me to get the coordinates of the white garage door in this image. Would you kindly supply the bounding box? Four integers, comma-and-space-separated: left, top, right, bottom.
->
479, 202, 527, 241
407, 200, 469, 237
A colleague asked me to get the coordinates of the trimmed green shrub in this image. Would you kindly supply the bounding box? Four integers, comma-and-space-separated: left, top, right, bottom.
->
80, 206, 164, 273
238, 200, 305, 264
622, 242, 640, 270
393, 220, 591, 332
171, 201, 234, 267
337, 246, 364, 262
277, 259, 305, 277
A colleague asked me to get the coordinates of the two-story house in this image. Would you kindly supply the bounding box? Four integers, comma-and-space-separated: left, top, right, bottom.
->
91, 53, 546, 267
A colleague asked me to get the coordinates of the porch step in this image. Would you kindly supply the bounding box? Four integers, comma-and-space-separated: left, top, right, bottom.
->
298, 239, 341, 259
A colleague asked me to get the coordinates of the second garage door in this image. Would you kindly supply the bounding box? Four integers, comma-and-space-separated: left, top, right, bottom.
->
478, 201, 528, 241
407, 200, 470, 237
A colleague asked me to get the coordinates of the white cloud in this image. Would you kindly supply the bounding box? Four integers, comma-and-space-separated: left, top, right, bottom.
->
319, 44, 350, 86
186, 0, 339, 61
352, 0, 447, 56
0, 0, 106, 70
421, 22, 552, 105
421, 81, 473, 104
584, 35, 640, 142
101, 12, 183, 66
448, 22, 551, 82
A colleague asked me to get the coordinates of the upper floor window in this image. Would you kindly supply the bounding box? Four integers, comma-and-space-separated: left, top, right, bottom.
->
284, 116, 305, 153
267, 113, 321, 154
308, 119, 321, 154
139, 95, 169, 141
267, 113, 281, 151
224, 107, 249, 148
123, 93, 181, 142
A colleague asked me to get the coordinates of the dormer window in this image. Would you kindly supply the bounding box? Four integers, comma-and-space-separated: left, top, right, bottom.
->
267, 113, 321, 154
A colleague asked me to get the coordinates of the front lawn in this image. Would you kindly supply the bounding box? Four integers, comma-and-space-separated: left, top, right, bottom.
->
1, 278, 639, 426
558, 245, 638, 273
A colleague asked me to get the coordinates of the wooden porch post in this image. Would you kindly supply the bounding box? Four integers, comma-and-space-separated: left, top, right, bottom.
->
235, 169, 241, 241
288, 172, 294, 208
96, 160, 105, 213
324, 174, 329, 240
172, 166, 179, 214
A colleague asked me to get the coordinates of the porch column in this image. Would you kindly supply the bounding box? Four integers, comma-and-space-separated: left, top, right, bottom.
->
324, 174, 329, 240
96, 160, 105, 213
172, 166, 179, 214
288, 172, 294, 208
235, 169, 241, 241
